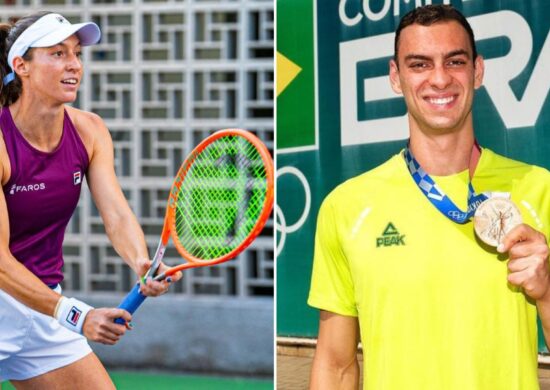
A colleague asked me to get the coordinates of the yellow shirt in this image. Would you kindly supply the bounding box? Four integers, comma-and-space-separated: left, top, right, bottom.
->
308, 149, 550, 390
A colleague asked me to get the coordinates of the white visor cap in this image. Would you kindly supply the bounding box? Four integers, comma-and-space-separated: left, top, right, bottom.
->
4, 13, 100, 84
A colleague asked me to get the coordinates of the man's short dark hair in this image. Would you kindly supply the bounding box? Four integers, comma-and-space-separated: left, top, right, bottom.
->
394, 5, 477, 64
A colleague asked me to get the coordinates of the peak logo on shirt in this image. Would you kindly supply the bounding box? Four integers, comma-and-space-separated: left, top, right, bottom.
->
9, 182, 46, 195
376, 222, 406, 247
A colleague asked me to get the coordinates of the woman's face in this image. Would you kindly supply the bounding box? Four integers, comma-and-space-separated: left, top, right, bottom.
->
21, 34, 83, 105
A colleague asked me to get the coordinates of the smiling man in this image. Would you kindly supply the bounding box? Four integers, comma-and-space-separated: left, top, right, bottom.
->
308, 5, 550, 390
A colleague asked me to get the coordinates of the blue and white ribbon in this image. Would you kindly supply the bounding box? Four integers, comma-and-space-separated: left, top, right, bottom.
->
404, 146, 488, 224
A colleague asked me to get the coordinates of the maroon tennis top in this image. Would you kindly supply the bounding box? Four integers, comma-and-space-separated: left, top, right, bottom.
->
1, 107, 89, 285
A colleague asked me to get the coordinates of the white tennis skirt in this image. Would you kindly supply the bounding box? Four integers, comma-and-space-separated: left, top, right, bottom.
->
0, 286, 92, 381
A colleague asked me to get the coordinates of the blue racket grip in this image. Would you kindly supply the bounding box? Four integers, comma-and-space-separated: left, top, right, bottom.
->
115, 283, 147, 324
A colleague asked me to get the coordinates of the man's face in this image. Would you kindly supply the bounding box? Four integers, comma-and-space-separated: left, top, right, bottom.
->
389, 21, 484, 135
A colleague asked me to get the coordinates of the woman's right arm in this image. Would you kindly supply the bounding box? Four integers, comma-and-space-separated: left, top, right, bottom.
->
0, 136, 61, 315
0, 138, 130, 344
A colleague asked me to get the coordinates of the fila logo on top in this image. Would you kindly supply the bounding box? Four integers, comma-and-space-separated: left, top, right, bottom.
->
73, 171, 82, 185
376, 222, 406, 247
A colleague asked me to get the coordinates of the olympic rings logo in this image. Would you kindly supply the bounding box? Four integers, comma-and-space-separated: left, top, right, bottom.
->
447, 210, 467, 220
275, 166, 311, 256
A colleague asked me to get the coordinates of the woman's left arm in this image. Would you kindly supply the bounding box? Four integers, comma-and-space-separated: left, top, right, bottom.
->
79, 110, 173, 296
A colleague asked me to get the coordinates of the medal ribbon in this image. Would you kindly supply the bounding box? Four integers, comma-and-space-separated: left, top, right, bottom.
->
403, 142, 488, 224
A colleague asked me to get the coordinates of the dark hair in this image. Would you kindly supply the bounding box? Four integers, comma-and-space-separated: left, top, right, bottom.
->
394, 5, 477, 65
0, 11, 52, 106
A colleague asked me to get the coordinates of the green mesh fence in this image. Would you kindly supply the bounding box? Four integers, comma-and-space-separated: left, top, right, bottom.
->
174, 134, 268, 260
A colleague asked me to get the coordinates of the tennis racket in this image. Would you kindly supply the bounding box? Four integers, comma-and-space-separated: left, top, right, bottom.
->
115, 129, 274, 324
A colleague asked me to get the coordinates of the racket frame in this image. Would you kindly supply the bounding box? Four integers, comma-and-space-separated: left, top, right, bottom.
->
136, 128, 274, 280
151, 128, 274, 279
116, 129, 273, 322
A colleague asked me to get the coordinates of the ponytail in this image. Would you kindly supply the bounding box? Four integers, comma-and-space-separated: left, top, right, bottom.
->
0, 11, 51, 107
0, 22, 15, 107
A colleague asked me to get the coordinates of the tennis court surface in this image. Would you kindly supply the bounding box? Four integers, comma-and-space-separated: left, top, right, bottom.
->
2, 371, 273, 390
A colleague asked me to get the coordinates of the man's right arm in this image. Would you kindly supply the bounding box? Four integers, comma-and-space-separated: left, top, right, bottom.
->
310, 310, 360, 389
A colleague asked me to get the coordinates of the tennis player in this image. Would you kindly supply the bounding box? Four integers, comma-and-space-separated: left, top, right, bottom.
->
0, 12, 179, 389
308, 5, 550, 390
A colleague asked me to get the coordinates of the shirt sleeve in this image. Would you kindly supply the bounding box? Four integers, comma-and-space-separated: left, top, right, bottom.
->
519, 166, 550, 245
307, 193, 358, 317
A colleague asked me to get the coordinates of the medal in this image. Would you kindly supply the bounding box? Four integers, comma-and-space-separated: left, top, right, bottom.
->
473, 196, 522, 247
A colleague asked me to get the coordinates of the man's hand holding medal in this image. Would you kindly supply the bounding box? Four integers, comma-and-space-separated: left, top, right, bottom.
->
499, 224, 550, 302
473, 196, 550, 301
